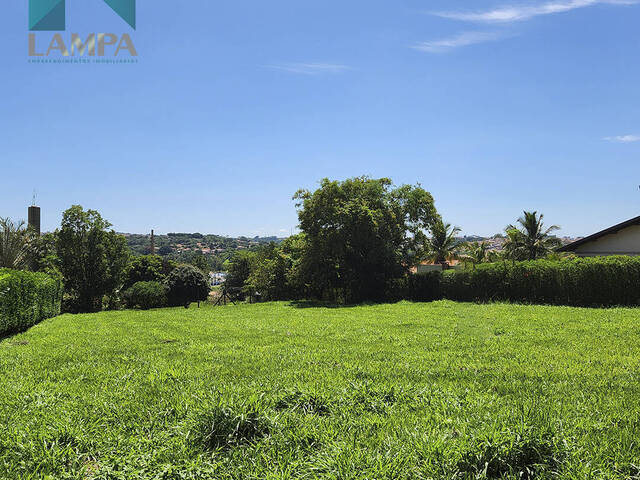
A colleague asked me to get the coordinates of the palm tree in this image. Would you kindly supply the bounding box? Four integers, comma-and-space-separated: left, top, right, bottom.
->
460, 241, 489, 269
504, 211, 561, 261
426, 219, 461, 266
0, 217, 29, 269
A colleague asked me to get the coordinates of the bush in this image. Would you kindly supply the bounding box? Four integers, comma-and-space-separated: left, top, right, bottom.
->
164, 264, 210, 308
123, 255, 175, 291
123, 281, 167, 310
0, 268, 63, 336
411, 256, 640, 308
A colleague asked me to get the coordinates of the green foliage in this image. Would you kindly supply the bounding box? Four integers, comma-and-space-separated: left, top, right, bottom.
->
24, 232, 59, 275
434, 256, 640, 307
0, 268, 62, 336
56, 206, 130, 313
0, 217, 30, 269
125, 232, 281, 271
191, 252, 211, 275
425, 219, 461, 265
294, 177, 439, 303
123, 281, 167, 310
245, 243, 296, 301
1, 301, 639, 478
123, 255, 175, 290
456, 425, 561, 479
224, 250, 257, 300
387, 271, 443, 302
459, 241, 490, 268
164, 264, 210, 308
223, 236, 306, 302
194, 401, 272, 451
504, 211, 561, 261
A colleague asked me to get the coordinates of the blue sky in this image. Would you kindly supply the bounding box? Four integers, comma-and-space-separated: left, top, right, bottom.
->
2, 0, 640, 237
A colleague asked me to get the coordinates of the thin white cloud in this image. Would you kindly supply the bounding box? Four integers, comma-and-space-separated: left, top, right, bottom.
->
412, 31, 506, 53
433, 0, 637, 23
269, 63, 352, 75
605, 134, 640, 143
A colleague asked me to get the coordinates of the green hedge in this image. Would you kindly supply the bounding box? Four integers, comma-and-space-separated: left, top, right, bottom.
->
408, 256, 640, 307
0, 269, 63, 336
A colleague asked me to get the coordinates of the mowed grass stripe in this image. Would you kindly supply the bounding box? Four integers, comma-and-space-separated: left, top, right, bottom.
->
1, 301, 639, 479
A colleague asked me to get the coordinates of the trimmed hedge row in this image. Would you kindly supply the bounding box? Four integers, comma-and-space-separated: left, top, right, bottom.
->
405, 256, 640, 308
0, 269, 63, 336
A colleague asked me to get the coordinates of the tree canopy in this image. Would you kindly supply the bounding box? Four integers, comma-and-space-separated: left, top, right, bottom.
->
294, 177, 439, 303
56, 206, 129, 312
504, 211, 561, 261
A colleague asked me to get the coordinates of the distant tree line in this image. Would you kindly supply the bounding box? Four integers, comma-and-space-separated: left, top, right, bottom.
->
1, 176, 565, 310
1, 206, 211, 313
223, 177, 564, 304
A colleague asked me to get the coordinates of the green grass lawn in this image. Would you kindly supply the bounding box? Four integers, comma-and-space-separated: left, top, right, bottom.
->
1, 301, 640, 479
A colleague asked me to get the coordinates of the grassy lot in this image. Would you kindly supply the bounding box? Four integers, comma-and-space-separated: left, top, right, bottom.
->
1, 301, 639, 479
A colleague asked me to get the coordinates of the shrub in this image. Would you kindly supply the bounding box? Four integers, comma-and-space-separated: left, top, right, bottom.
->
164, 264, 210, 308
0, 268, 63, 336
415, 256, 640, 307
123, 281, 167, 310
123, 255, 175, 290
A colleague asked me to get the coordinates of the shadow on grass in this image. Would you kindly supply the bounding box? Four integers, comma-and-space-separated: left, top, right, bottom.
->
0, 326, 35, 344
287, 300, 385, 309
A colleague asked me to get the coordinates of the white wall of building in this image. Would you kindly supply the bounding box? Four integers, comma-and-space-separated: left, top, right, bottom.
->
574, 224, 640, 256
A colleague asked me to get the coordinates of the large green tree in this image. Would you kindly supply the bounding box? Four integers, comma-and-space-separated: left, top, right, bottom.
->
504, 211, 561, 261
56, 206, 130, 312
294, 177, 439, 303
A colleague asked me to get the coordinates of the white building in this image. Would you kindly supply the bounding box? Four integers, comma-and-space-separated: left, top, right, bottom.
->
559, 215, 640, 257
209, 272, 227, 286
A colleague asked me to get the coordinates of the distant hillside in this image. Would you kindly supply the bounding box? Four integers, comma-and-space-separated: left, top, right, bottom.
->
123, 232, 284, 271
456, 234, 580, 252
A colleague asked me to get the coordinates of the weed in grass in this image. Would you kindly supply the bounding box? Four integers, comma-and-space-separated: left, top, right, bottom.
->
275, 390, 332, 416
347, 383, 406, 415
194, 404, 272, 451
456, 427, 562, 479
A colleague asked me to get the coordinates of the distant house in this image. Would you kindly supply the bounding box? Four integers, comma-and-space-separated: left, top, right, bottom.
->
209, 272, 227, 286
559, 215, 640, 257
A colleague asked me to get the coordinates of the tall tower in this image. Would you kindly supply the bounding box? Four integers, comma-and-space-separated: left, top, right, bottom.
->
150, 229, 155, 255
28, 205, 41, 236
